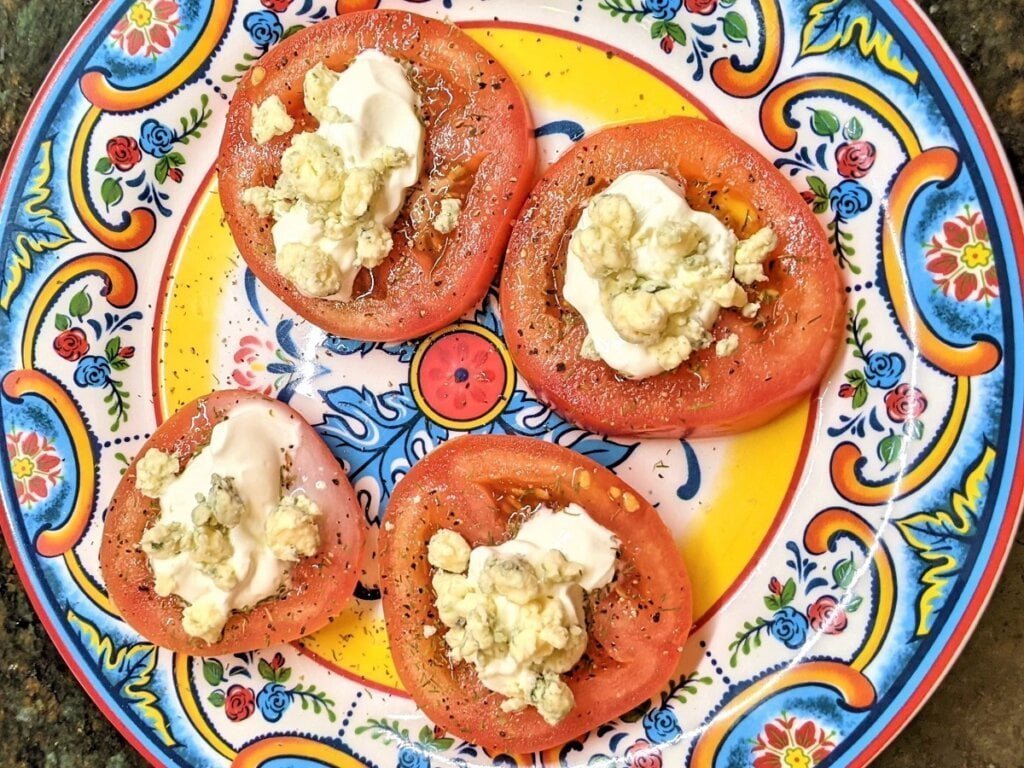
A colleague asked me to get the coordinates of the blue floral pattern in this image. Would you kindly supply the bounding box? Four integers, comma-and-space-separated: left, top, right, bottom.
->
243, 10, 283, 49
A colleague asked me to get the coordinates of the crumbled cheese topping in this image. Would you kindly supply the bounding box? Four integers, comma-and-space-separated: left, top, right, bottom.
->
250, 95, 294, 145
428, 504, 619, 725
562, 171, 777, 379
135, 405, 322, 645
242, 50, 425, 302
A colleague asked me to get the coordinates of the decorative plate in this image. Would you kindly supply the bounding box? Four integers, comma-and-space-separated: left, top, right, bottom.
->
1, 0, 1021, 766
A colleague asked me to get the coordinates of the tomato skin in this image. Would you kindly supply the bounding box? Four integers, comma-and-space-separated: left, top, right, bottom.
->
219, 10, 535, 342
379, 435, 692, 754
99, 391, 365, 655
500, 117, 845, 438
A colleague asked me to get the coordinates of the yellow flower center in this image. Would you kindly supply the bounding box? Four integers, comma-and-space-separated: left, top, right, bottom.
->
962, 241, 992, 269
784, 747, 812, 768
12, 457, 35, 480
128, 2, 154, 27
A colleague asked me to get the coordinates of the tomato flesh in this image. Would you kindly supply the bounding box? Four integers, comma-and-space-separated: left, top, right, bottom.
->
219, 10, 535, 342
379, 435, 692, 754
499, 117, 844, 437
99, 390, 365, 655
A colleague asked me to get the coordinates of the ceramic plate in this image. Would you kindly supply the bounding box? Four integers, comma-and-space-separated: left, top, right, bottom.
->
1, 0, 1022, 765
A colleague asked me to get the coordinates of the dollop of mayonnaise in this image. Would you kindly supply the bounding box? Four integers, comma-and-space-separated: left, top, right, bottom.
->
138, 403, 321, 644
428, 504, 619, 725
562, 171, 775, 379
243, 50, 425, 301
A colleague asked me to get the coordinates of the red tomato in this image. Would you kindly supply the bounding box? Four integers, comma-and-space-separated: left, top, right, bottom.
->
99, 390, 365, 655
379, 435, 692, 754
219, 10, 535, 342
500, 117, 844, 437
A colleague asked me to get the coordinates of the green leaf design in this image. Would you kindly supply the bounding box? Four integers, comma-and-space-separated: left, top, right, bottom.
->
67, 610, 176, 746
721, 11, 749, 43
282, 24, 304, 39
55, 313, 70, 331
764, 594, 781, 611
808, 175, 829, 199
100, 177, 123, 210
418, 725, 433, 744
95, 156, 114, 174
276, 667, 291, 684
258, 658, 275, 682
202, 659, 224, 686
208, 691, 226, 707
2, 140, 78, 310
811, 109, 841, 139
833, 553, 856, 588
69, 288, 92, 321
846, 595, 864, 613
800, 0, 919, 86
895, 445, 995, 636
844, 369, 865, 385
105, 336, 122, 361
664, 21, 687, 44
154, 158, 170, 184
904, 418, 925, 440
433, 737, 455, 751
852, 381, 868, 409
843, 117, 864, 141
166, 151, 186, 168
780, 577, 796, 607
878, 433, 903, 466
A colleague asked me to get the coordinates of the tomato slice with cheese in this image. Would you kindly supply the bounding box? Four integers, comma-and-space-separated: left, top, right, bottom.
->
379, 435, 692, 754
100, 390, 364, 654
499, 117, 844, 437
219, 10, 534, 342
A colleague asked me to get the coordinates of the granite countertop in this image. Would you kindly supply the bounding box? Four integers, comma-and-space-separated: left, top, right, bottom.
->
0, 1, 1022, 766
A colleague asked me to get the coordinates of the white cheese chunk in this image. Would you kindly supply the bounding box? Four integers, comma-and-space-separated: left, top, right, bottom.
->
251, 95, 294, 145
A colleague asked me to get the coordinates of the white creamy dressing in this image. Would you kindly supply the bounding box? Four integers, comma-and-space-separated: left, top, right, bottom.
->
562, 171, 741, 379
148, 404, 301, 611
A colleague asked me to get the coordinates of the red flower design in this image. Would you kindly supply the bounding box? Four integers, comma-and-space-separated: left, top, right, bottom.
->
232, 335, 279, 396
834, 141, 876, 179
110, 1, 181, 58
625, 740, 662, 768
418, 331, 507, 423
752, 716, 836, 768
883, 384, 927, 423
800, 189, 817, 206
270, 652, 286, 671
660, 36, 674, 54
224, 684, 256, 722
54, 328, 90, 362
769, 577, 783, 596
119, 346, 136, 359
106, 136, 142, 171
807, 595, 848, 635
685, 0, 717, 14
7, 431, 62, 507
261, 0, 295, 10
925, 206, 998, 303
168, 167, 183, 183
838, 383, 856, 398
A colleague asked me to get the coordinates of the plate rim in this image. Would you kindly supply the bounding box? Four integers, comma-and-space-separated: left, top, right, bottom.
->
0, 0, 1021, 766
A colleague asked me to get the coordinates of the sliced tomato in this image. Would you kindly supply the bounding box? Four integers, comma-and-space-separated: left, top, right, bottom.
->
99, 390, 365, 655
219, 10, 535, 342
379, 435, 692, 754
500, 117, 844, 437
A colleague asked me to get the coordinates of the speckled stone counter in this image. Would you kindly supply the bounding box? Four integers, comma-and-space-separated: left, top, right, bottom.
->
1, 1, 1021, 766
